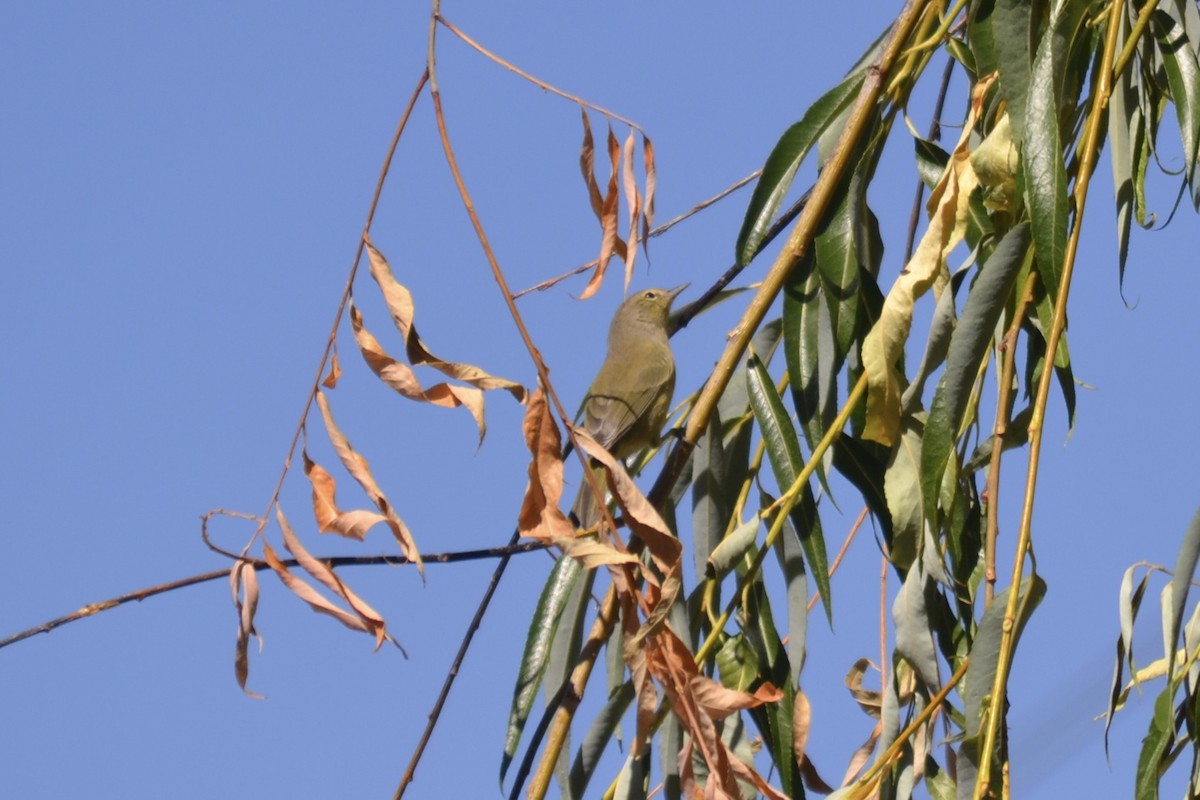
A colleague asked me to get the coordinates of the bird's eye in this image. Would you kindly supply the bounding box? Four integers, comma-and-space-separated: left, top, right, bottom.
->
644, 291, 657, 299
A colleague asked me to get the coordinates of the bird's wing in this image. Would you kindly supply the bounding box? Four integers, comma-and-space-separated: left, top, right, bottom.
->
582, 353, 673, 451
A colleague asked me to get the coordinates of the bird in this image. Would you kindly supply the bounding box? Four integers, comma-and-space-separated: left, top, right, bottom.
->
570, 284, 687, 527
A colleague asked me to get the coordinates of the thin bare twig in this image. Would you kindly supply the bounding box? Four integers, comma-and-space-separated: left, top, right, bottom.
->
0, 539, 549, 652
808, 505, 870, 613
437, 15, 644, 133
902, 55, 957, 263
511, 169, 762, 300
229, 68, 430, 560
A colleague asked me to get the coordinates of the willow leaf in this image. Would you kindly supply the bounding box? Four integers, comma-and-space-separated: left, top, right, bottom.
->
501, 554, 583, 786
1153, 8, 1200, 207
748, 352, 832, 622
1023, 7, 1068, 303
921, 223, 1030, 525
736, 71, 865, 265
957, 575, 1046, 799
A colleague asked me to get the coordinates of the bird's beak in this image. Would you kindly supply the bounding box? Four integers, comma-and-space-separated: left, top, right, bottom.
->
667, 284, 689, 306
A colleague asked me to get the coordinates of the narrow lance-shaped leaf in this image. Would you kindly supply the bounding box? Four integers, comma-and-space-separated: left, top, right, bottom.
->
746, 351, 832, 622
1166, 507, 1200, 670
501, 553, 583, 787
364, 238, 527, 401
783, 255, 837, 495
957, 575, 1046, 799
1109, 6, 1146, 297
315, 391, 423, 574
921, 222, 1030, 525
861, 76, 995, 445
968, 0, 1033, 139
1023, 4, 1069, 303
1152, 8, 1200, 208
736, 70, 865, 265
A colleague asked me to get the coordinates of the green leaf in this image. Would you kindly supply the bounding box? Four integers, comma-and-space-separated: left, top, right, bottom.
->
736, 71, 865, 265
569, 682, 635, 799
692, 412, 729, 583
902, 264, 970, 415
1153, 8, 1200, 207
969, 0, 1033, 139
1109, 9, 1150, 298
784, 253, 836, 488
957, 575, 1046, 798
813, 177, 869, 364
747, 352, 832, 622
717, 318, 783, 425
894, 560, 942, 689
706, 517, 761, 581
501, 554, 584, 786
772, 507, 810, 679
921, 223, 1031, 526
742, 578, 802, 796
1023, 6, 1069, 304
832, 434, 894, 545
1167, 507, 1200, 667
1135, 688, 1175, 800
915, 136, 951, 189
886, 420, 925, 572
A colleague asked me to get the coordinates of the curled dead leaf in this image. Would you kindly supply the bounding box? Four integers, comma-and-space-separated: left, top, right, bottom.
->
304, 451, 390, 541
350, 302, 488, 442
861, 74, 996, 445
363, 238, 527, 402
230, 560, 264, 699
516, 389, 575, 543
322, 351, 342, 389
316, 391, 423, 575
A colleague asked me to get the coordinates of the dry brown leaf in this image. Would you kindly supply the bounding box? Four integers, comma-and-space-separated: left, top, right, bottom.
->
230, 560, 264, 699
276, 505, 389, 650
322, 351, 342, 389
579, 125, 626, 301
861, 74, 996, 446
620, 129, 642, 289
646, 626, 788, 800
263, 537, 372, 636
303, 451, 390, 541
840, 720, 882, 787
573, 428, 681, 576
579, 107, 604, 219
363, 239, 527, 402
690, 675, 781, 719
554, 535, 639, 569
798, 753, 836, 795
350, 302, 488, 441
794, 687, 813, 764
844, 657, 882, 717
315, 391, 423, 575
641, 134, 656, 252
516, 389, 575, 543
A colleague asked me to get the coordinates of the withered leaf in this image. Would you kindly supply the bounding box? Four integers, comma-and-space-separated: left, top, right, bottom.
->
263, 508, 388, 649
276, 505, 389, 649
304, 450, 390, 541
578, 107, 604, 219
641, 134, 656, 253
315, 391, 423, 575
351, 301, 488, 441
321, 351, 342, 389
516, 389, 575, 543
230, 560, 264, 699
620, 129, 642, 289
363, 238, 526, 402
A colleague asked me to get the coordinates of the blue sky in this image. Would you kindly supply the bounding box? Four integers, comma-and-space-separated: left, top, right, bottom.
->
3, 3, 1198, 798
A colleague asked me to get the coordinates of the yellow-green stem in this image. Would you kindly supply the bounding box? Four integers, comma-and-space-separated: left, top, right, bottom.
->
971, 2, 1125, 796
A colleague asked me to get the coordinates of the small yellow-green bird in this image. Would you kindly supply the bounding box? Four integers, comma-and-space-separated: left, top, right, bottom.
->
571, 284, 687, 526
